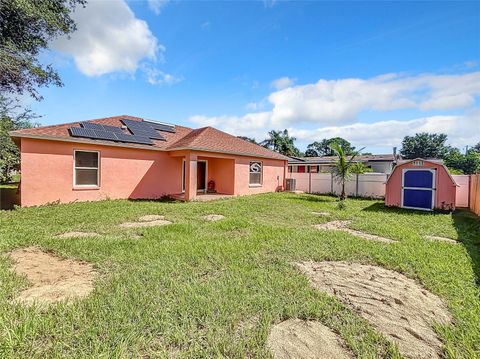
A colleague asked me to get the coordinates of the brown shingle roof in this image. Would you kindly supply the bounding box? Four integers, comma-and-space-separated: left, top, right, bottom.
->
10, 115, 287, 160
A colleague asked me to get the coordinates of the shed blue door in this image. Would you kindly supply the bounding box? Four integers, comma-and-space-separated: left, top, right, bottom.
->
402, 170, 435, 210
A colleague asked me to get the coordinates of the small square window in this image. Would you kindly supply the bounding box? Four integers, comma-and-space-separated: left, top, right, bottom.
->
74, 151, 99, 186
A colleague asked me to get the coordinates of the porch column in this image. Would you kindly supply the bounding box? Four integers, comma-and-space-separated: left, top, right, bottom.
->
185, 152, 197, 201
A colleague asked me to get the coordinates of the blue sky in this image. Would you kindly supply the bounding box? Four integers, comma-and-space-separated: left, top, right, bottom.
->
34, 0, 480, 153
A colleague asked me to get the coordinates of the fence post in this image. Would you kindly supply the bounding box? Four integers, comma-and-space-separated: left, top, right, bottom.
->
355, 174, 359, 197
330, 172, 334, 194
309, 171, 312, 193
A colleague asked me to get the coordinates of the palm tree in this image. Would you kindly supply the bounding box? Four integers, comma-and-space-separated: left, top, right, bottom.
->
330, 143, 364, 200
261, 129, 301, 156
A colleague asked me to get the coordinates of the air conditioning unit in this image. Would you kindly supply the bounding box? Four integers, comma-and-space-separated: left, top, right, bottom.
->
286, 178, 296, 191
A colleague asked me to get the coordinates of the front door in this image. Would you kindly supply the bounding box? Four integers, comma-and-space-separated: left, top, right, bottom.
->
402, 169, 435, 210
197, 161, 207, 192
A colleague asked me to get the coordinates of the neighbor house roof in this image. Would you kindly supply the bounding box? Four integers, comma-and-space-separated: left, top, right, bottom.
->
10, 115, 288, 160
288, 154, 396, 164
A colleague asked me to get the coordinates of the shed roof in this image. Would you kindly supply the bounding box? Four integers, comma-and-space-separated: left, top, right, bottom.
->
385, 158, 458, 186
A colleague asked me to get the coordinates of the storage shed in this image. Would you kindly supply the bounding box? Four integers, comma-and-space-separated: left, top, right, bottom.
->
385, 158, 458, 211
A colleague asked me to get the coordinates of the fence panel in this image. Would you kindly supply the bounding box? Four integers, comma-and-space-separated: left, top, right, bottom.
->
310, 173, 332, 193
452, 175, 470, 208
288, 172, 387, 198
470, 174, 480, 216
357, 173, 387, 198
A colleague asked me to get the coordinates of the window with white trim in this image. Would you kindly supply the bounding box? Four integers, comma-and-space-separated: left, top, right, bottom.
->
249, 161, 262, 185
74, 151, 99, 186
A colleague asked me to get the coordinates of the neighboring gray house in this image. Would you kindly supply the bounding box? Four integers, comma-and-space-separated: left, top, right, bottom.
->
288, 154, 398, 174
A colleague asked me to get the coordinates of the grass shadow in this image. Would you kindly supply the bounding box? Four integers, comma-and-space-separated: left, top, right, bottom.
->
127, 195, 180, 204
362, 202, 445, 216
452, 209, 480, 286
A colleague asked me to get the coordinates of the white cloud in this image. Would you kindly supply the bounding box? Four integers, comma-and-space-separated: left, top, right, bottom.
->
271, 76, 295, 90
189, 71, 480, 149
289, 111, 480, 149
148, 0, 169, 15
268, 72, 480, 126
52, 0, 160, 76
143, 65, 182, 85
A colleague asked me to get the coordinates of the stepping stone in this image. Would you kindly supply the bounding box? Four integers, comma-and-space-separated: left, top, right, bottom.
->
424, 235, 457, 244
9, 247, 97, 306
119, 219, 172, 228
313, 220, 395, 243
138, 215, 165, 222
267, 319, 352, 359
56, 232, 99, 238
204, 214, 225, 221
296, 261, 452, 359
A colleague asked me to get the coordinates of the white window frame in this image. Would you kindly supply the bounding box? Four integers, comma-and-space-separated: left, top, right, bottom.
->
249, 161, 263, 187
73, 150, 100, 188
401, 168, 436, 211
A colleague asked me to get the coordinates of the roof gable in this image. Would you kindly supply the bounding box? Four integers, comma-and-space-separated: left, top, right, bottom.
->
10, 115, 287, 160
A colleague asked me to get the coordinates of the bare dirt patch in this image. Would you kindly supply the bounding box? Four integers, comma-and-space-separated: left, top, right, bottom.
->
313, 220, 395, 243
119, 215, 172, 228
138, 215, 165, 222
9, 247, 97, 306
311, 211, 330, 216
424, 235, 457, 244
56, 231, 99, 239
267, 319, 352, 359
296, 261, 452, 359
204, 214, 225, 221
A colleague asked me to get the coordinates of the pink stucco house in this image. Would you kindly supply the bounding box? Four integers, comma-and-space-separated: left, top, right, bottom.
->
10, 115, 288, 207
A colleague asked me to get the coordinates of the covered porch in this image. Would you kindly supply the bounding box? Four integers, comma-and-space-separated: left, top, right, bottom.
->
171, 150, 236, 201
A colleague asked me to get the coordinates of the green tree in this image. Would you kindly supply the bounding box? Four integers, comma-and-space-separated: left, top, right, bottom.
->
1, 0, 85, 100
262, 129, 301, 157
350, 162, 372, 174
237, 136, 258, 144
400, 133, 449, 159
330, 143, 363, 200
305, 137, 355, 157
0, 97, 39, 182
444, 147, 480, 175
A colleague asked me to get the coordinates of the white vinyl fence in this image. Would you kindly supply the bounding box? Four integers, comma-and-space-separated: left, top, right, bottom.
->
288, 172, 387, 199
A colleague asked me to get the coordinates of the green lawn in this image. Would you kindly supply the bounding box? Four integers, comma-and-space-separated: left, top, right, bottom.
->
0, 193, 479, 358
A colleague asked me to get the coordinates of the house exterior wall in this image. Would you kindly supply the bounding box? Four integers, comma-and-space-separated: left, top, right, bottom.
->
19, 139, 287, 207
385, 161, 456, 210
367, 161, 394, 174
199, 156, 235, 194
234, 157, 286, 195
20, 138, 182, 207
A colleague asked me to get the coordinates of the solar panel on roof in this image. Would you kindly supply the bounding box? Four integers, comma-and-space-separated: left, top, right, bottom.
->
114, 133, 153, 145
81, 122, 124, 133
128, 127, 165, 140
70, 127, 98, 138
93, 130, 118, 141
144, 121, 176, 133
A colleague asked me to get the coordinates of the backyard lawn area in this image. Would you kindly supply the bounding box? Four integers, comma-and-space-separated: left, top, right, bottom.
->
0, 193, 479, 358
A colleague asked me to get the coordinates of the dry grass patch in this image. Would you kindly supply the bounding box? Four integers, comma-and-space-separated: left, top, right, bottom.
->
313, 220, 395, 243
204, 214, 225, 222
267, 319, 353, 359
120, 215, 172, 228
138, 215, 165, 222
311, 211, 330, 216
296, 261, 452, 359
56, 231, 99, 239
424, 235, 457, 244
8, 247, 97, 306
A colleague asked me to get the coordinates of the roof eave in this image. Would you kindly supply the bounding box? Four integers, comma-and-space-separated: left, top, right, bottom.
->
9, 133, 166, 152
169, 146, 288, 160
